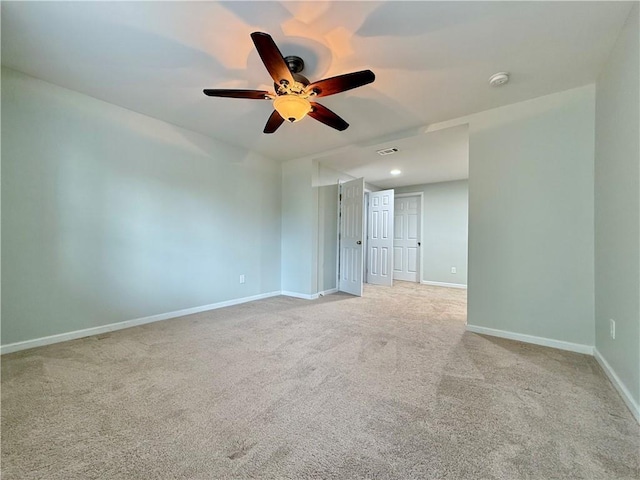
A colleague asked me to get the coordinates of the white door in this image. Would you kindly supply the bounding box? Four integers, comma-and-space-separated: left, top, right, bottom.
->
339, 178, 364, 296
367, 189, 394, 286
394, 195, 420, 282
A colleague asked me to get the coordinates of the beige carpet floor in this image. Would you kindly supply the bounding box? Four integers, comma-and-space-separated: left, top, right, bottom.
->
2, 282, 639, 479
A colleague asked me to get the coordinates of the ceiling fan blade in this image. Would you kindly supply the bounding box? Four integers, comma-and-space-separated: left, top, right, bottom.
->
250, 32, 295, 86
264, 110, 285, 134
309, 102, 349, 131
307, 70, 375, 97
203, 89, 270, 99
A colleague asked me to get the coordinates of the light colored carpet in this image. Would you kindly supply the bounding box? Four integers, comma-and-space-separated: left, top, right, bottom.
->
2, 282, 638, 479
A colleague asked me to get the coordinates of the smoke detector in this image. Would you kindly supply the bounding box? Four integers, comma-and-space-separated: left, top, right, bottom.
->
489, 72, 509, 87
376, 147, 398, 156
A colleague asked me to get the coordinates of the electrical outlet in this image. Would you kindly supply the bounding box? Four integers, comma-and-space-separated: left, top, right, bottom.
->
451, 267, 457, 274
609, 319, 615, 339
239, 274, 245, 284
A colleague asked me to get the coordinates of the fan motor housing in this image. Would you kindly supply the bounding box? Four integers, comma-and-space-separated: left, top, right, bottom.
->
284, 55, 304, 74
275, 56, 310, 90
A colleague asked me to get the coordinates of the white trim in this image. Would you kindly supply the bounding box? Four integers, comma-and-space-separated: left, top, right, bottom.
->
281, 288, 339, 300
335, 180, 342, 294
465, 324, 594, 355
281, 291, 319, 300
594, 348, 640, 423
1, 291, 281, 355
421, 280, 467, 290
318, 288, 339, 297
363, 191, 369, 283
394, 193, 422, 198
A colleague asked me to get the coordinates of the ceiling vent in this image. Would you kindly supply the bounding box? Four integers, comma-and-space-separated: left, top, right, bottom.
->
376, 147, 398, 156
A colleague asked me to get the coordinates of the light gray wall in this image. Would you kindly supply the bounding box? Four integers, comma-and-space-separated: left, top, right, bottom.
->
315, 163, 356, 293
317, 183, 338, 292
281, 158, 317, 295
1, 68, 282, 345
395, 180, 468, 286
467, 85, 596, 346
594, 5, 640, 405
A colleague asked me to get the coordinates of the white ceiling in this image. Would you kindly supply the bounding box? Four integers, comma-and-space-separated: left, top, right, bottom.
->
317, 124, 469, 189
1, 1, 633, 164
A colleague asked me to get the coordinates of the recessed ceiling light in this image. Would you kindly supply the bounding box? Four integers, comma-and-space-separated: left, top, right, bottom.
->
390, 169, 401, 175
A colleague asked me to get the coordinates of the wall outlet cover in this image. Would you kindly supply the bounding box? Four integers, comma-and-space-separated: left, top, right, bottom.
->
609, 319, 615, 339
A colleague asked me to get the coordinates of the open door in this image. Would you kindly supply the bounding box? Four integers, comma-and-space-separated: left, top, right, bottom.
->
338, 177, 364, 296
394, 194, 421, 282
367, 189, 394, 286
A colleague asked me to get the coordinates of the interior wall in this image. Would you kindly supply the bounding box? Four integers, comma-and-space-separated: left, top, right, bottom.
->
465, 85, 596, 347
281, 158, 317, 296
1, 67, 282, 345
594, 4, 640, 407
315, 163, 356, 293
395, 180, 468, 286
317, 184, 338, 293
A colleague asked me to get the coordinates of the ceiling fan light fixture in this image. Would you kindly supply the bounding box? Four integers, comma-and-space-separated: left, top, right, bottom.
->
273, 95, 311, 123
203, 32, 375, 133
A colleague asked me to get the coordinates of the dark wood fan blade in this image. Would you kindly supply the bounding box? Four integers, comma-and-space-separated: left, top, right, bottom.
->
308, 102, 349, 131
250, 32, 295, 86
264, 110, 285, 134
307, 70, 375, 97
203, 89, 270, 99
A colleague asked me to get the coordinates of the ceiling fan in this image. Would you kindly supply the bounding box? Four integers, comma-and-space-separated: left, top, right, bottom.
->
203, 32, 375, 134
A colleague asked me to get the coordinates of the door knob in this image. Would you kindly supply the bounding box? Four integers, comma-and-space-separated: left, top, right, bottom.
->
356, 240, 362, 245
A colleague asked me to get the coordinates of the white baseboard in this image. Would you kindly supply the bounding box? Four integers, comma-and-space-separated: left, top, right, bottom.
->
281, 288, 339, 300
0, 291, 282, 355
466, 324, 594, 355
318, 288, 338, 297
280, 290, 318, 300
594, 348, 640, 423
281, 291, 318, 300
421, 280, 467, 289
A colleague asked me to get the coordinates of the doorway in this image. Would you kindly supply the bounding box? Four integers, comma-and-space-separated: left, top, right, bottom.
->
340, 183, 467, 293
361, 191, 422, 286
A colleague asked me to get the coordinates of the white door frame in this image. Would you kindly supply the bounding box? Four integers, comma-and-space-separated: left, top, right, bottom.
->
363, 190, 370, 281
394, 192, 424, 283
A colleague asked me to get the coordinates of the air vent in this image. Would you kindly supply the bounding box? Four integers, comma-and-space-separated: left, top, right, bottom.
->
376, 147, 398, 156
